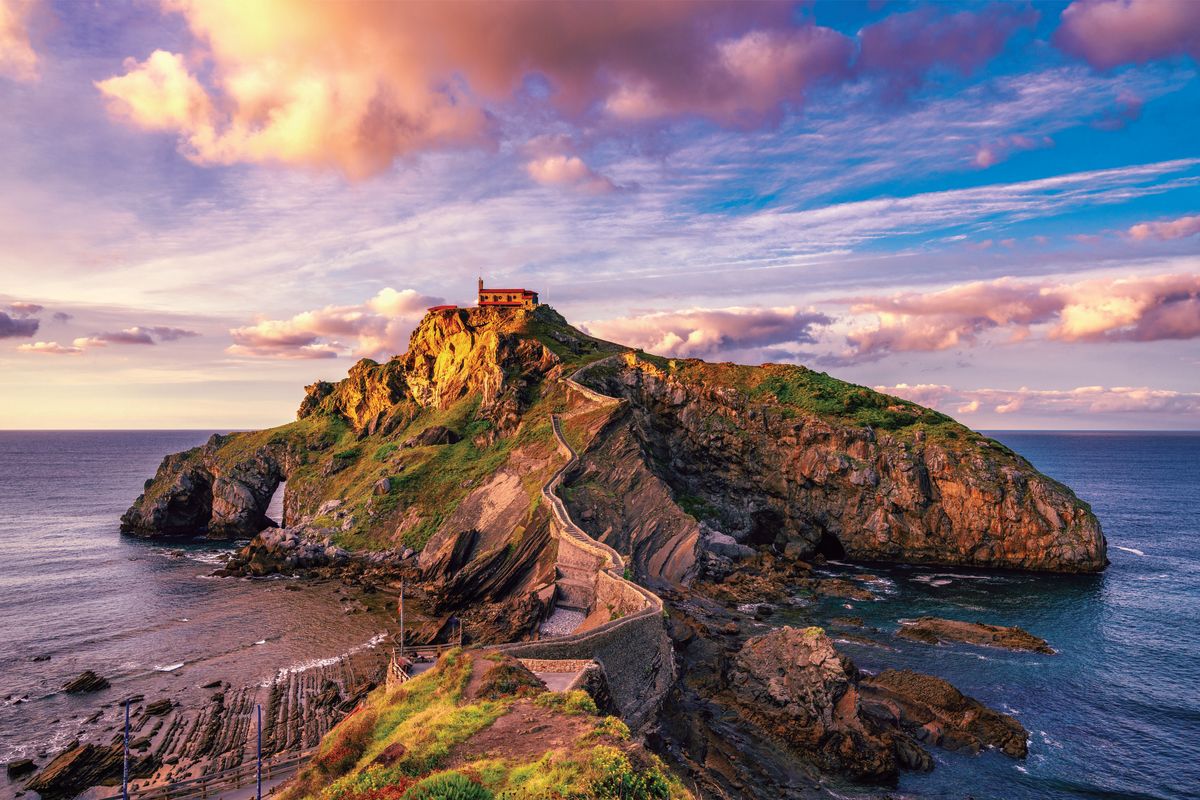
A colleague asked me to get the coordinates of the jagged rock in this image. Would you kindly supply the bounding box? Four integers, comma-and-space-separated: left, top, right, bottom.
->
373, 477, 392, 495
62, 671, 109, 694
896, 617, 1054, 654
224, 527, 350, 576
401, 425, 462, 448
859, 669, 1028, 758
728, 626, 906, 783
25, 741, 152, 800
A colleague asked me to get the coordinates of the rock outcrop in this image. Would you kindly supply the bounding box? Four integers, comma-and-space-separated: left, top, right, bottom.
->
728, 626, 908, 783
859, 669, 1029, 758
573, 353, 1106, 574
121, 435, 287, 539
62, 671, 109, 694
897, 617, 1055, 654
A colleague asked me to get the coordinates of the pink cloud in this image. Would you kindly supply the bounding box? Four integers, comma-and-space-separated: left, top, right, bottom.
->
583, 306, 832, 359
95, 1, 853, 178
1055, 0, 1200, 69
839, 271, 1200, 360
0, 0, 39, 81
227, 287, 441, 359
526, 155, 617, 194
72, 326, 199, 348
1127, 213, 1200, 241
973, 134, 1053, 169
858, 4, 1039, 98
878, 382, 1200, 418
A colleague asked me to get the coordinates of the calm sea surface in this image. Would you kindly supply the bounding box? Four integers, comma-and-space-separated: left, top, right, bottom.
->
786, 431, 1200, 800
0, 431, 390, 788
0, 431, 1197, 800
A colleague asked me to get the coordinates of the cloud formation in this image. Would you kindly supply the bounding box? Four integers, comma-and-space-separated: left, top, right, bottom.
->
92, 1, 1042, 179
227, 287, 441, 359
840, 272, 1200, 360
0, 0, 38, 81
858, 4, 1039, 98
1055, 0, 1200, 69
879, 382, 1200, 418
1128, 213, 1200, 241
583, 306, 831, 359
17, 340, 80, 355
72, 325, 199, 347
527, 155, 617, 194
0, 310, 39, 338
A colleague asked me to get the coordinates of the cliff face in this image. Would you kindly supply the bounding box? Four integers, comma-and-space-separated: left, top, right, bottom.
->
570, 353, 1106, 574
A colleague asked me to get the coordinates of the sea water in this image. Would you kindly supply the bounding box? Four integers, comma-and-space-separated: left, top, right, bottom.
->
0, 431, 391, 777
774, 432, 1200, 800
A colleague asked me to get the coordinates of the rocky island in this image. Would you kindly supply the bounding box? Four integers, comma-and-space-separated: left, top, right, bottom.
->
27, 302, 1105, 799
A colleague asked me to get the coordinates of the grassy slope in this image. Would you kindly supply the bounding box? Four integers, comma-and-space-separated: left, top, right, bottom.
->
280, 651, 690, 800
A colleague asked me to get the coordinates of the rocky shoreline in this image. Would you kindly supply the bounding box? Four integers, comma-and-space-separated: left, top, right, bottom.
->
8, 564, 432, 800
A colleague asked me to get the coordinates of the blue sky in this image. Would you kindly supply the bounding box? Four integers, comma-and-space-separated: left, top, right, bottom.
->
0, 0, 1197, 429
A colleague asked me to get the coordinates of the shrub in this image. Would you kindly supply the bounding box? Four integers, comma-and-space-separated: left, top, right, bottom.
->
374, 443, 399, 462
587, 746, 671, 800
402, 771, 493, 800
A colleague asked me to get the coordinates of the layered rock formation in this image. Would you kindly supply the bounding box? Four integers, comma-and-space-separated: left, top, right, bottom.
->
570, 353, 1106, 575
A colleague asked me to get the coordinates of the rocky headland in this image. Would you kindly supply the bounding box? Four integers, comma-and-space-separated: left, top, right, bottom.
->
21, 304, 1107, 800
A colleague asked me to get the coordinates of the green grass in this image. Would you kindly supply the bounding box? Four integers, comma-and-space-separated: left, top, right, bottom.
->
279, 651, 692, 800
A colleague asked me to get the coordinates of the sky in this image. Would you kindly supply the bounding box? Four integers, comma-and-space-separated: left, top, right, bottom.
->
0, 0, 1198, 430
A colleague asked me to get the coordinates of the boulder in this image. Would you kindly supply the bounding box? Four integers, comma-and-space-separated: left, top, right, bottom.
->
7, 759, 35, 779
729, 626, 905, 783
373, 477, 392, 495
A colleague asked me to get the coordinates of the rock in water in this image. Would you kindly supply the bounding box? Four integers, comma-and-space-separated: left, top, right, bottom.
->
6, 759, 35, 778
729, 626, 909, 783
897, 617, 1055, 654
62, 671, 109, 694
859, 669, 1029, 758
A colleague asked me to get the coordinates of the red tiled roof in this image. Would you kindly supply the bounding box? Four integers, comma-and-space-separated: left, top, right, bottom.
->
479, 288, 536, 294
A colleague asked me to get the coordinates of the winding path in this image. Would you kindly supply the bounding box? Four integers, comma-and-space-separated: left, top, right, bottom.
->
497, 355, 674, 730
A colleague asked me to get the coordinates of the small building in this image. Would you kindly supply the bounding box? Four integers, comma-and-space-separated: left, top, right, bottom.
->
478, 277, 538, 309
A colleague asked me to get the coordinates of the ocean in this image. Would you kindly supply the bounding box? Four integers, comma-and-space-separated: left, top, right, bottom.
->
785, 431, 1200, 800
0, 431, 1196, 800
0, 431, 392, 795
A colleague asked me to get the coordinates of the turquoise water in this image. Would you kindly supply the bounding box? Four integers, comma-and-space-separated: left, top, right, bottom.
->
785, 432, 1200, 800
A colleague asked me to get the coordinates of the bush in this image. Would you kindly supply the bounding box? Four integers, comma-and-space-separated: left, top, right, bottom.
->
374, 443, 399, 461
402, 771, 493, 800
587, 746, 671, 800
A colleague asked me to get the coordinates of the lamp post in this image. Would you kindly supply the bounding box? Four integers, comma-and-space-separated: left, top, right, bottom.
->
256, 703, 262, 800
122, 700, 129, 800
